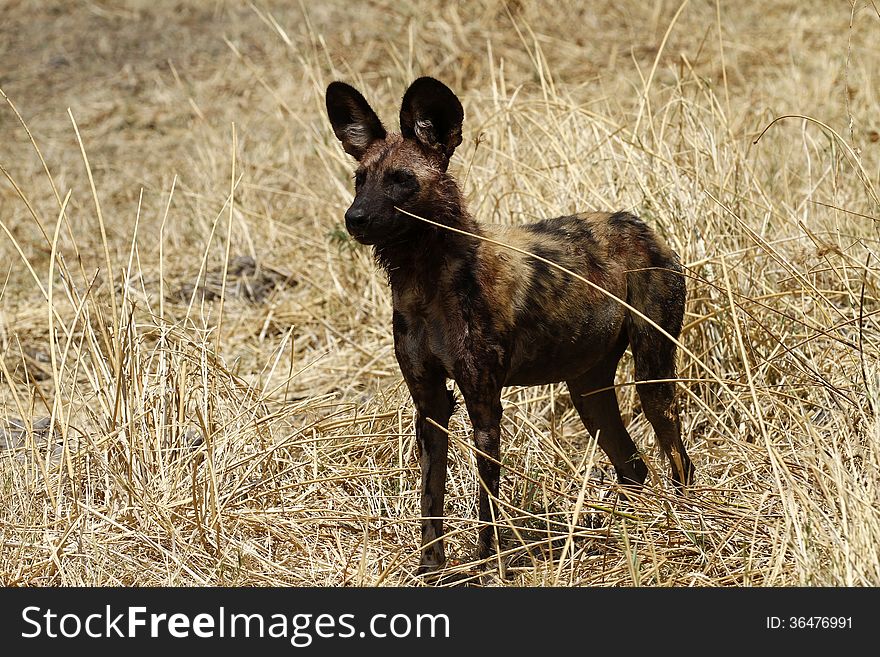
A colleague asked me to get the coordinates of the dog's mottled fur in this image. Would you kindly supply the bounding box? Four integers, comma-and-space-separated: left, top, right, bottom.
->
326, 77, 693, 573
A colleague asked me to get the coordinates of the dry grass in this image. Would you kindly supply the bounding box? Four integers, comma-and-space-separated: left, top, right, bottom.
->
0, 0, 878, 586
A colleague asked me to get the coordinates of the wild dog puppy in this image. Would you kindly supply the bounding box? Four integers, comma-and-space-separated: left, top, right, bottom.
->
326, 77, 693, 574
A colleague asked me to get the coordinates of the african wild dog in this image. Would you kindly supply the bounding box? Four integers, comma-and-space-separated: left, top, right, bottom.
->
326, 77, 693, 574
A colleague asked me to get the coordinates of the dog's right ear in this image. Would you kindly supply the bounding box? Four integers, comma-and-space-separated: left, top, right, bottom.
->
325, 82, 386, 160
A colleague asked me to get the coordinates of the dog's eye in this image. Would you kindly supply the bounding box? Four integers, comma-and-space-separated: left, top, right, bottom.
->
389, 169, 414, 185
354, 170, 366, 188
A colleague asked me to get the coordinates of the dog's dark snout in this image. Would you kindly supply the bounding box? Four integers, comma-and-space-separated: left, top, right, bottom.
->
345, 206, 369, 232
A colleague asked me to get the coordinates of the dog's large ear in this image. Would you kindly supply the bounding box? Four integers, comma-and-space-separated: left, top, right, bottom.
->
399, 77, 463, 165
326, 82, 386, 160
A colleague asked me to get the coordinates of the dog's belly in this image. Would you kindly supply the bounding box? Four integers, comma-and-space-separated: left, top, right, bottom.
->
504, 315, 626, 386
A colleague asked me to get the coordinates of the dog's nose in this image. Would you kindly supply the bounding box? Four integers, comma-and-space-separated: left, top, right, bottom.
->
345, 206, 370, 231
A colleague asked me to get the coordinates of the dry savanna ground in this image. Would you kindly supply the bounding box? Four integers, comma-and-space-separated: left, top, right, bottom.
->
0, 0, 878, 586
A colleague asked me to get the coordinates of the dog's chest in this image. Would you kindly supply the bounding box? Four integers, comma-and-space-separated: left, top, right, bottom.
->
393, 287, 465, 377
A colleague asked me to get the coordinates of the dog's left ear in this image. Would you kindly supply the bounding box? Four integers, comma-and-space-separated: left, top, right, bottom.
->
399, 77, 463, 165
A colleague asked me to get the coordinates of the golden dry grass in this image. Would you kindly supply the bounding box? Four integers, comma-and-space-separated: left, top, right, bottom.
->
0, 0, 878, 586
